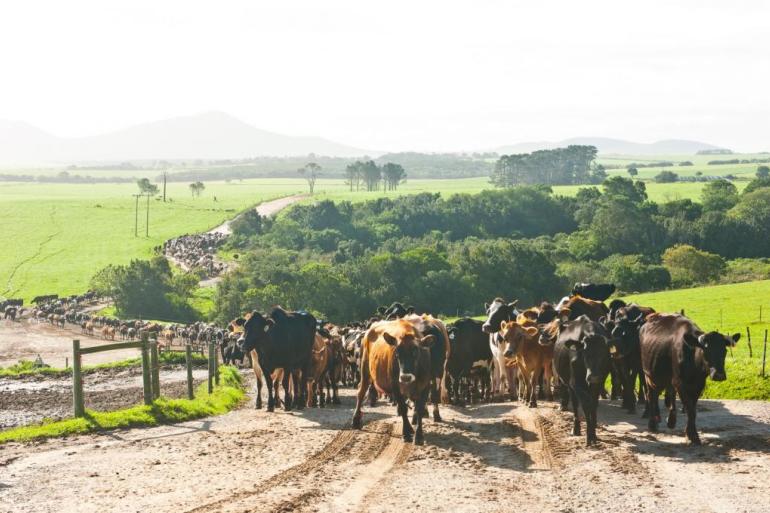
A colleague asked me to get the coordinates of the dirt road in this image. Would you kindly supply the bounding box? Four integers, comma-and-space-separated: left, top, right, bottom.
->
3, 386, 770, 513
209, 194, 308, 236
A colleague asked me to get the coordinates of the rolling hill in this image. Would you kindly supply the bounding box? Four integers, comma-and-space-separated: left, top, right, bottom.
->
494, 137, 725, 156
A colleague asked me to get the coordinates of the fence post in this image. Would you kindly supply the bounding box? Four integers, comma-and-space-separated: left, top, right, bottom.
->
72, 340, 85, 418
141, 334, 153, 405
150, 341, 160, 400
214, 341, 220, 386
185, 344, 194, 400
747, 326, 753, 358
762, 330, 768, 378
760, 305, 763, 323
208, 342, 214, 394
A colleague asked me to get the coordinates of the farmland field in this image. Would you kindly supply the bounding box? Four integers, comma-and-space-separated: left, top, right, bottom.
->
624, 280, 770, 399
0, 170, 754, 302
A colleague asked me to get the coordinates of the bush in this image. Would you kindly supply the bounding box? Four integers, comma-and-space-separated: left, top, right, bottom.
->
654, 170, 679, 183
701, 179, 738, 211
662, 244, 725, 287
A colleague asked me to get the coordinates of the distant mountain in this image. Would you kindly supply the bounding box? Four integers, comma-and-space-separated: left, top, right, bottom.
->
493, 137, 725, 156
0, 112, 373, 164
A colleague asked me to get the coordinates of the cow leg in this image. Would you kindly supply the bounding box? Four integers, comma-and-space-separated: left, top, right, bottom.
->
307, 379, 315, 408
483, 371, 492, 403
528, 368, 539, 408
610, 366, 622, 401
367, 383, 378, 407
414, 388, 429, 445
665, 385, 677, 429
255, 376, 263, 409
397, 394, 414, 443
332, 377, 341, 405
265, 372, 275, 412
637, 373, 647, 405
585, 387, 600, 445
680, 389, 701, 445
294, 369, 305, 410
431, 378, 442, 422
282, 371, 293, 411
504, 365, 517, 402
647, 386, 660, 432
452, 375, 464, 407
352, 357, 370, 429
570, 387, 581, 436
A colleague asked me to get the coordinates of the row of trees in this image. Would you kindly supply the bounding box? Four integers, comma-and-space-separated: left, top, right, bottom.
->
136, 177, 206, 199
490, 145, 603, 187
344, 160, 407, 192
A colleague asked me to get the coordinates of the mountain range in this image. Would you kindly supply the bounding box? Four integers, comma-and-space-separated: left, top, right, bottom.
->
0, 112, 727, 165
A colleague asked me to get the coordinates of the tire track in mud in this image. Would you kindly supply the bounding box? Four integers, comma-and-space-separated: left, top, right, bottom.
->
183, 420, 398, 513
511, 407, 562, 470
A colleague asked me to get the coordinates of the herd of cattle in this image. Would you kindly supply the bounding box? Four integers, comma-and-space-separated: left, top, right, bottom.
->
230, 282, 739, 447
4, 281, 738, 448
162, 232, 229, 278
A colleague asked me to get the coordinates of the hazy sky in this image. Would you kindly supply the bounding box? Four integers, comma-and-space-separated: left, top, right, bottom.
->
1, 1, 768, 152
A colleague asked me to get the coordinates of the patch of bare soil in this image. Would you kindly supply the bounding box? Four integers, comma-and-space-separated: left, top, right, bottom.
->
2, 388, 770, 513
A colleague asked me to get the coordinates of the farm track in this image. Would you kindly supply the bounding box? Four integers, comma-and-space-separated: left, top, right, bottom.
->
4, 388, 770, 512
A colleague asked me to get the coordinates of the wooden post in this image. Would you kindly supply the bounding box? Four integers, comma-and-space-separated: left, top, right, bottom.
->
185, 344, 194, 400
207, 342, 214, 394
65, 356, 69, 369
141, 335, 153, 405
747, 326, 753, 358
150, 341, 160, 400
214, 341, 220, 386
762, 330, 768, 378
72, 340, 85, 418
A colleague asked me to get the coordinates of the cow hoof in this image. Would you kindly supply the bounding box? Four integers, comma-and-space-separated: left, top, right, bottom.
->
433, 412, 442, 422
411, 415, 418, 426
403, 434, 413, 443
267, 405, 275, 413
414, 436, 424, 446
667, 416, 677, 429
648, 421, 658, 433
687, 436, 702, 446
352, 415, 363, 429
528, 402, 537, 408
571, 428, 581, 437
333, 398, 341, 405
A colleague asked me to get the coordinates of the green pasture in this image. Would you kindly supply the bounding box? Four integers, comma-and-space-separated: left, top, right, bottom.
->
625, 280, 770, 400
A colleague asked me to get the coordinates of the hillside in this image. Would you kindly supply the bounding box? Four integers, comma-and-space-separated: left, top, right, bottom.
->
0, 112, 372, 164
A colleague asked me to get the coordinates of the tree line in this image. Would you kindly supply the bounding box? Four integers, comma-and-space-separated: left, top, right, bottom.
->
490, 145, 605, 186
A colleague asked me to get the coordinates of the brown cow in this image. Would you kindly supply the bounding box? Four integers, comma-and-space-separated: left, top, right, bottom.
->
306, 333, 330, 407
229, 316, 265, 409
640, 313, 739, 445
562, 296, 608, 321
402, 314, 450, 420
500, 320, 554, 407
352, 319, 436, 444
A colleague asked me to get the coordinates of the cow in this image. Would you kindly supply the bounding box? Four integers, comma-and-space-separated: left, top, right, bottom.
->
482, 298, 519, 400
343, 329, 365, 386
401, 313, 450, 421
238, 307, 316, 412
640, 313, 739, 445
561, 296, 609, 321
552, 315, 616, 445
351, 319, 436, 445
306, 333, 331, 407
604, 303, 656, 413
322, 327, 345, 405
229, 317, 264, 408
377, 302, 415, 320
444, 318, 492, 405
572, 283, 616, 302
499, 319, 554, 407
4, 306, 17, 321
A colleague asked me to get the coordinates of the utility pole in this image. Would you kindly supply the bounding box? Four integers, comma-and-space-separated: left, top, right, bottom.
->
145, 193, 150, 237
132, 193, 141, 237
162, 170, 167, 202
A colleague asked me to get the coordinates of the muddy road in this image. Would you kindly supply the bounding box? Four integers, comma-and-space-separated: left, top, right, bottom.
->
3, 385, 770, 513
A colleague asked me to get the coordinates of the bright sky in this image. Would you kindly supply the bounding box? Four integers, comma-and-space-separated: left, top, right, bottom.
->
1, 1, 768, 152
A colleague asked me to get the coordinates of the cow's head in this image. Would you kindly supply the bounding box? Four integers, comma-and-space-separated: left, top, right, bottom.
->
381, 324, 435, 393
238, 311, 273, 352
564, 318, 613, 385
696, 332, 740, 381
481, 299, 518, 334
500, 321, 538, 361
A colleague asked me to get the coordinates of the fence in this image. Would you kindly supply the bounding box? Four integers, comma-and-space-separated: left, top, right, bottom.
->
71, 336, 220, 417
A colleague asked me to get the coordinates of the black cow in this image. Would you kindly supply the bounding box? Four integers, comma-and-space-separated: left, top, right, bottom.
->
238, 307, 316, 412
640, 313, 739, 445
445, 318, 492, 405
481, 298, 519, 334
377, 302, 415, 320
552, 315, 616, 445
572, 283, 616, 302
4, 306, 17, 321
481, 298, 519, 400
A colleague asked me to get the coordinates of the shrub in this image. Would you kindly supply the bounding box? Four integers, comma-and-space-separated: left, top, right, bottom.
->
662, 244, 725, 287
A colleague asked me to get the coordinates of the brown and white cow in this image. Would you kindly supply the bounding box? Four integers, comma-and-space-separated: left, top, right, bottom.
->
352, 319, 436, 444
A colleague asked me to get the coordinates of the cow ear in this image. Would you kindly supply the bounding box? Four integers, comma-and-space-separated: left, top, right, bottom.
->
484, 302, 490, 311
525, 326, 538, 337
383, 332, 397, 346
420, 334, 436, 348
508, 300, 518, 308
730, 333, 741, 345
500, 320, 508, 331
696, 334, 707, 348
263, 319, 274, 332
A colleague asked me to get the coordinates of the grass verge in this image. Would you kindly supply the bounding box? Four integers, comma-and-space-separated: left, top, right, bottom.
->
0, 351, 208, 378
0, 365, 244, 444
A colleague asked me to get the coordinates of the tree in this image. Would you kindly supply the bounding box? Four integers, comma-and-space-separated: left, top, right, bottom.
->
381, 162, 407, 191
298, 162, 321, 195
137, 178, 159, 195
742, 176, 770, 194
602, 176, 647, 203
360, 160, 381, 191
344, 162, 360, 191
662, 244, 725, 286
757, 165, 770, 179
701, 179, 738, 211
627, 167, 638, 177
189, 181, 205, 197
654, 170, 678, 183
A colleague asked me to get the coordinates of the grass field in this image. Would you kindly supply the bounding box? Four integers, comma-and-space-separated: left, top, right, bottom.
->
624, 280, 770, 399
0, 172, 752, 302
